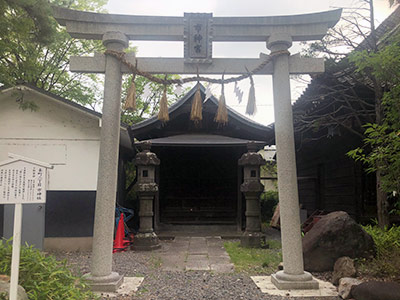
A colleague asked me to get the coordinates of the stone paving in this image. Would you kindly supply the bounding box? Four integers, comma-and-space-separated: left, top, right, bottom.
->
158, 236, 234, 273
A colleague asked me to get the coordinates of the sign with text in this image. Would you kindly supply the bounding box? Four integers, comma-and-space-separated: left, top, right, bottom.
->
0, 160, 47, 204
184, 13, 213, 64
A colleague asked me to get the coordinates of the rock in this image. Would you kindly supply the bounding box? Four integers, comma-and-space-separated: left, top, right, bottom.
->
278, 262, 284, 270
338, 277, 362, 299
0, 280, 28, 300
302, 211, 375, 271
351, 281, 400, 300
332, 256, 356, 285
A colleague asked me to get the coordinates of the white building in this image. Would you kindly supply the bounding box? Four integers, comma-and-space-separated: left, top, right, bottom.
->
0, 84, 132, 250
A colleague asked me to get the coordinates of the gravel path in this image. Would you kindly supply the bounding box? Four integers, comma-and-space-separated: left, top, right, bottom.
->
51, 239, 341, 300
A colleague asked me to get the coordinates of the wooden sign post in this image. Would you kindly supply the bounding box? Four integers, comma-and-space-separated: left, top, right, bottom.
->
0, 154, 52, 300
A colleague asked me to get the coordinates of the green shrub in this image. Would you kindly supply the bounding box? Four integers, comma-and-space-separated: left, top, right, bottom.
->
0, 239, 98, 300
260, 190, 279, 222
358, 224, 400, 279
363, 224, 400, 257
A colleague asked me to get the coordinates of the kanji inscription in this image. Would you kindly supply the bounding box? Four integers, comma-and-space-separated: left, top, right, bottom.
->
0, 160, 47, 204
184, 13, 213, 63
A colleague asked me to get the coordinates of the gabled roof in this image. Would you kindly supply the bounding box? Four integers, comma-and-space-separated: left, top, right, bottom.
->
0, 84, 133, 152
131, 84, 271, 144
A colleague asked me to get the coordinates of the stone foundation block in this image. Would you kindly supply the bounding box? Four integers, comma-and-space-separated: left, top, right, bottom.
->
240, 232, 265, 248
271, 271, 319, 290
132, 232, 161, 251
83, 272, 124, 292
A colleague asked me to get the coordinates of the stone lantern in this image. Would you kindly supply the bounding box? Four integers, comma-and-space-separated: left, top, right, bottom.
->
238, 141, 266, 248
132, 141, 161, 251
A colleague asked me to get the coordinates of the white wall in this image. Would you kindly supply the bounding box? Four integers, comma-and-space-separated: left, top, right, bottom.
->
0, 88, 101, 191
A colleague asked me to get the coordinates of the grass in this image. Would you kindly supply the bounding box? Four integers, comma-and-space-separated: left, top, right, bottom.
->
224, 240, 282, 274
357, 224, 400, 281
149, 254, 163, 269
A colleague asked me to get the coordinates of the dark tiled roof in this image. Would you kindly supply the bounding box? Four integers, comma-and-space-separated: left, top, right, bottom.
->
294, 6, 400, 113
131, 83, 271, 134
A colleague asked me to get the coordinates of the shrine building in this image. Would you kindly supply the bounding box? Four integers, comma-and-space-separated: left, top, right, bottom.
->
130, 84, 270, 231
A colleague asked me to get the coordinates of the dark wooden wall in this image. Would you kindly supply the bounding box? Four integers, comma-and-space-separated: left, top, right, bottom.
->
155, 146, 245, 225
295, 132, 374, 220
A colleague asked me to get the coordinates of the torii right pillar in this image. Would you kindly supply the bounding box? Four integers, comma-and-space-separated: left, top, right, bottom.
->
268, 33, 318, 290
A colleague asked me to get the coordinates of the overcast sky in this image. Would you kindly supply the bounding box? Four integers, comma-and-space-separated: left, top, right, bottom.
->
105, 0, 394, 125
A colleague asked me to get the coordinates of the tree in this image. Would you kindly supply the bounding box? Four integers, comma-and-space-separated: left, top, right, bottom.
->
0, 0, 57, 45
121, 74, 185, 125
1, 0, 183, 118
297, 1, 379, 141
298, 0, 398, 227
348, 33, 400, 217
0, 0, 107, 107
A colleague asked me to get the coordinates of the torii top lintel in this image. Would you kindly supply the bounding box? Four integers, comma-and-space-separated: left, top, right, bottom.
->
53, 7, 341, 75
53, 7, 341, 42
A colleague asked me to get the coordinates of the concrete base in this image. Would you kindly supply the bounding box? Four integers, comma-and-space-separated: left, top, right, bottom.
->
271, 271, 319, 290
83, 272, 124, 292
44, 237, 93, 251
132, 232, 161, 251
252, 276, 338, 297
97, 277, 144, 298
240, 231, 264, 248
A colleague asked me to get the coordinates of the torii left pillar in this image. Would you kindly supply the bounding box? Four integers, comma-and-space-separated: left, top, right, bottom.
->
83, 31, 128, 292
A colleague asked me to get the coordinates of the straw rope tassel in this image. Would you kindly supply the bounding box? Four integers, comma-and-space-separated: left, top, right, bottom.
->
214, 79, 228, 125
246, 75, 257, 116
158, 86, 170, 122
190, 84, 203, 124
124, 79, 137, 111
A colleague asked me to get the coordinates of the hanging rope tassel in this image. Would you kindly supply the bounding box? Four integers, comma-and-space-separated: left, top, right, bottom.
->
214, 75, 228, 125
246, 74, 257, 116
190, 84, 203, 124
158, 85, 170, 122
124, 77, 137, 111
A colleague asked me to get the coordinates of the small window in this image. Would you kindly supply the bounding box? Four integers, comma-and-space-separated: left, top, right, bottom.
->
143, 170, 149, 177
250, 170, 257, 177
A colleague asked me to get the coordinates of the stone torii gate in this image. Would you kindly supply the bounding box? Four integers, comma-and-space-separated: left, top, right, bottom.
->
53, 7, 341, 292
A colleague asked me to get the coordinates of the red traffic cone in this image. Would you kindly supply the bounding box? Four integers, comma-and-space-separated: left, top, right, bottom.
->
113, 213, 127, 253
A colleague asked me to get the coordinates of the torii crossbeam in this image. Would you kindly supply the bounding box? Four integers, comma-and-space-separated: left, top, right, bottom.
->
53, 6, 341, 292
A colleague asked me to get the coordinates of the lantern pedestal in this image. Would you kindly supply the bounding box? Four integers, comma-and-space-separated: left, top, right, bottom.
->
132, 232, 161, 251
238, 142, 266, 248
241, 231, 265, 248
132, 142, 161, 251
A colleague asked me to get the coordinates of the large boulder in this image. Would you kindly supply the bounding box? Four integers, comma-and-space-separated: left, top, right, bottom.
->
302, 211, 375, 272
351, 281, 400, 300
338, 277, 363, 299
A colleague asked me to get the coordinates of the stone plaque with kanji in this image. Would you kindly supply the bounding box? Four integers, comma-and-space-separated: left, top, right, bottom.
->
184, 13, 213, 64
